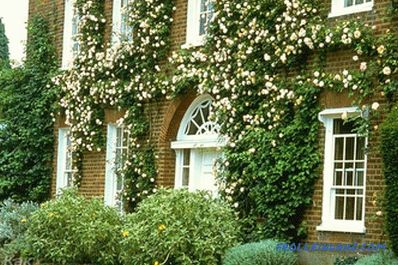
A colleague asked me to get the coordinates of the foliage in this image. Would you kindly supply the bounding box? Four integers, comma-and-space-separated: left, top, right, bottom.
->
222, 240, 297, 265
0, 199, 38, 262
355, 252, 398, 265
0, 199, 38, 246
334, 256, 360, 265
55, 0, 175, 210
0, 16, 57, 202
119, 188, 240, 265
0, 18, 9, 68
24, 189, 123, 265
380, 105, 398, 255
54, 0, 398, 241
166, 0, 396, 241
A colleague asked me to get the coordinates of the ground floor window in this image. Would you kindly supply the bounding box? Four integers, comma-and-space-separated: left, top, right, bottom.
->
317, 107, 367, 233
56, 128, 76, 192
105, 125, 129, 211
171, 95, 224, 193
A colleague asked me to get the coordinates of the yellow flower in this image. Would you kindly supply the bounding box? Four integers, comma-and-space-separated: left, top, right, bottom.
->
154, 261, 160, 265
158, 224, 166, 232
20, 218, 27, 223
122, 230, 129, 238
48, 212, 54, 218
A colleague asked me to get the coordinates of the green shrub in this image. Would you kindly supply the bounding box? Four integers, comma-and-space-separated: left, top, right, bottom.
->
381, 106, 398, 255
222, 240, 297, 265
24, 189, 123, 265
120, 188, 240, 265
0, 199, 38, 262
334, 256, 359, 265
355, 252, 398, 265
0, 199, 38, 246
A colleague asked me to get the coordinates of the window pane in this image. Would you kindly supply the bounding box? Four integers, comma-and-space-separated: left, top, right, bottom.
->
345, 171, 353, 186
355, 0, 364, 4
346, 189, 355, 195
336, 189, 345, 194
356, 137, 365, 160
334, 138, 344, 160
335, 162, 343, 169
334, 171, 343, 185
183, 149, 190, 166
355, 171, 364, 186
182, 168, 189, 186
345, 137, 355, 160
356, 197, 363, 220
345, 197, 355, 220
333, 119, 354, 134
116, 128, 122, 148
122, 129, 129, 147
116, 175, 123, 191
66, 172, 73, 187
335, 196, 344, 219
345, 0, 354, 6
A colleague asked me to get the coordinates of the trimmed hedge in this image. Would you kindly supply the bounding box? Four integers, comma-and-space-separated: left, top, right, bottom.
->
380, 106, 398, 255
222, 240, 297, 265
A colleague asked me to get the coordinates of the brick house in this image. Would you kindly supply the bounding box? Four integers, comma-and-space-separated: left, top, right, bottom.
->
28, 0, 395, 258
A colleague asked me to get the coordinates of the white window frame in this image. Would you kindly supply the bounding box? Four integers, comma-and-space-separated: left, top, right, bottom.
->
62, 0, 79, 69
56, 128, 75, 193
316, 107, 367, 233
329, 0, 373, 18
105, 124, 129, 210
171, 94, 224, 192
184, 0, 214, 48
112, 0, 133, 43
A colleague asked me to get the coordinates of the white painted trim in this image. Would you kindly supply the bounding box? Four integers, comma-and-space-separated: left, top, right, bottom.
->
56, 128, 69, 193
171, 139, 225, 149
104, 124, 118, 206
316, 223, 366, 234
62, 0, 74, 69
318, 107, 367, 233
329, 0, 373, 18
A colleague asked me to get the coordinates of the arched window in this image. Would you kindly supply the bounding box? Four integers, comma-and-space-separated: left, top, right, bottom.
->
171, 95, 224, 192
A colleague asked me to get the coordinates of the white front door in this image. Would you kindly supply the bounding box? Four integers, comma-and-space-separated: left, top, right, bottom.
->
189, 148, 221, 193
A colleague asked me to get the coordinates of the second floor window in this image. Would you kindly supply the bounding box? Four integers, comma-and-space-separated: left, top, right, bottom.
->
330, 0, 373, 17
185, 0, 214, 47
62, 0, 80, 68
112, 0, 133, 43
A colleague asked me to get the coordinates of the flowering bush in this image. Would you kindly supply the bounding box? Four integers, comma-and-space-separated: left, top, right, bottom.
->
24, 189, 123, 265
222, 240, 297, 265
119, 189, 240, 265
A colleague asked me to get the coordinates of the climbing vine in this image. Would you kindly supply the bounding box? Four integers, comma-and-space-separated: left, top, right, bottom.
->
167, 0, 397, 241
0, 16, 58, 202
57, 0, 398, 240
55, 0, 175, 210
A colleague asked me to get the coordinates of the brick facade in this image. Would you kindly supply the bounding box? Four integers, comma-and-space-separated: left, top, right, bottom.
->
29, 0, 398, 250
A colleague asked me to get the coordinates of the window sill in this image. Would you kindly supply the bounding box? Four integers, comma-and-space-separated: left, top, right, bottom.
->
316, 223, 366, 234
181, 39, 205, 49
329, 4, 373, 18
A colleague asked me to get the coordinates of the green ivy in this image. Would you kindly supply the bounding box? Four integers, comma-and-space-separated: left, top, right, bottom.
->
0, 18, 9, 68
380, 106, 398, 256
0, 16, 58, 202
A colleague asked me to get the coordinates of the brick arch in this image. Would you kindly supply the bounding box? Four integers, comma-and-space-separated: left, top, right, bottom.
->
156, 91, 198, 187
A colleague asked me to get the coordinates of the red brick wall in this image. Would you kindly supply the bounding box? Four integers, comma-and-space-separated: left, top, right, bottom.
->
30, 0, 397, 245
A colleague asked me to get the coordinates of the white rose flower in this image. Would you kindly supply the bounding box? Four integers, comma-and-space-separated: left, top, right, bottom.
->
371, 102, 380, 110
341, 111, 348, 120
383, 66, 391, 76
360, 62, 367, 72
